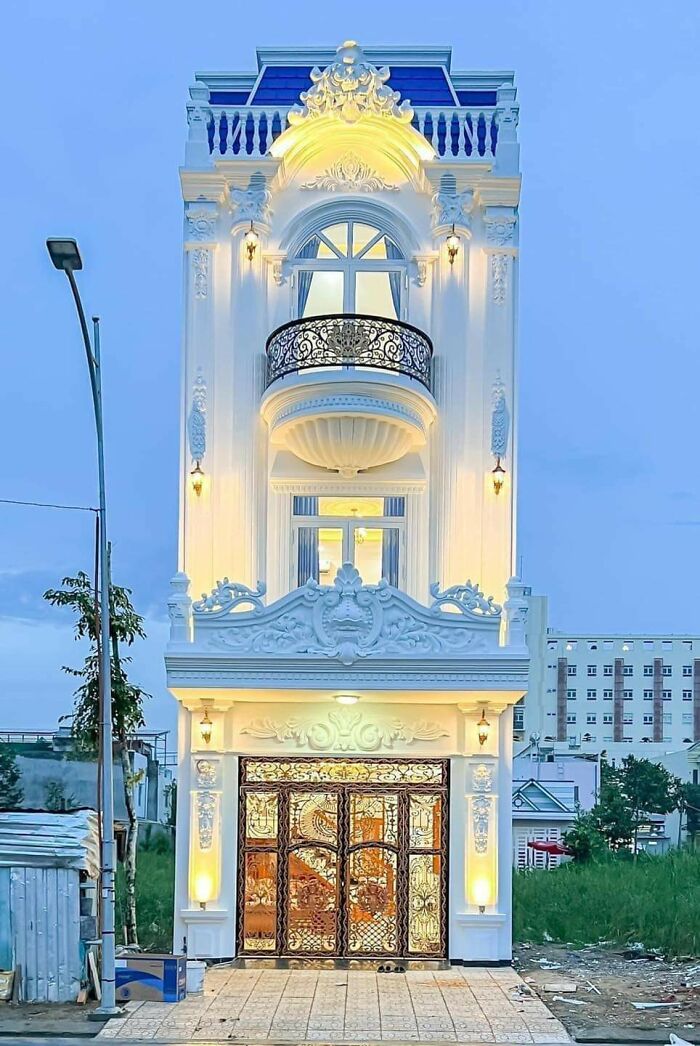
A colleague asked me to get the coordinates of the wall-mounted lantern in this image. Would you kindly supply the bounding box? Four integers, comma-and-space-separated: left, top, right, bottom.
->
477, 708, 491, 747
244, 221, 259, 261
491, 456, 506, 495
199, 706, 213, 746
190, 460, 204, 497
446, 224, 461, 266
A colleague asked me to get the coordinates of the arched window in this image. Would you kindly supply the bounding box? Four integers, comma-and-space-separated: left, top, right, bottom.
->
295, 220, 405, 320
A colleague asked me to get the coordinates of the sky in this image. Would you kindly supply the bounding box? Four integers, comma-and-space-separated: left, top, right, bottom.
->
2, 1, 700, 741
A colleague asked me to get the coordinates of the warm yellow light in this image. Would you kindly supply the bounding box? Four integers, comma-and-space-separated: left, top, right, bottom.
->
472, 876, 491, 911
335, 694, 359, 706
190, 460, 204, 497
491, 457, 506, 495
194, 872, 213, 909
446, 224, 461, 266
477, 709, 490, 747
199, 707, 213, 745
244, 221, 259, 261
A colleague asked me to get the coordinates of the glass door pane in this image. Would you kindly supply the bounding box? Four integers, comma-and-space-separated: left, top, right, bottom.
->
318, 527, 343, 582
353, 527, 384, 584
300, 270, 344, 317
355, 271, 400, 319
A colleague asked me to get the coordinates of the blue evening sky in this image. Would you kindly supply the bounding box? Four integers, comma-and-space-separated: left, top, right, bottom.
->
2, 1, 699, 739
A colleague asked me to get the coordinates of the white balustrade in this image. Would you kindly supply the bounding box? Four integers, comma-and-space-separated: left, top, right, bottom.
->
192, 106, 503, 160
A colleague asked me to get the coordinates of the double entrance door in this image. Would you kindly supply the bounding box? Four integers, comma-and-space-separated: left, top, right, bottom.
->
237, 757, 448, 959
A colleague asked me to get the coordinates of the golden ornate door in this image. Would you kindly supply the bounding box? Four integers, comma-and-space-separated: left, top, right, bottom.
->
237, 757, 448, 958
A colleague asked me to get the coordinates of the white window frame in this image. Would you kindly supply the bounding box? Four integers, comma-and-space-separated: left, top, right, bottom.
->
291, 506, 406, 589
294, 221, 407, 319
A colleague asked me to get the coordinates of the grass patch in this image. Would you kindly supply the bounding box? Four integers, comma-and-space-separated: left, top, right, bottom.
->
116, 845, 175, 953
514, 850, 700, 957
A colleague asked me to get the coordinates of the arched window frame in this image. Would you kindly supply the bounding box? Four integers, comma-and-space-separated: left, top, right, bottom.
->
292, 219, 408, 320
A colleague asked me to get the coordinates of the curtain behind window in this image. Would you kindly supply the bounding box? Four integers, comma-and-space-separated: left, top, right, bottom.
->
381, 496, 404, 586
296, 236, 321, 317
294, 496, 319, 585
385, 240, 403, 319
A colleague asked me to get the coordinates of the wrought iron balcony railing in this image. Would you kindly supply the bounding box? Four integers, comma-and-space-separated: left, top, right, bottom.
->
265, 314, 434, 392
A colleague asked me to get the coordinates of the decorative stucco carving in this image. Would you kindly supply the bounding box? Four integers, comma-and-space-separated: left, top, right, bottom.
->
430, 581, 502, 617
197, 790, 216, 851
472, 795, 490, 854
491, 377, 509, 458
484, 215, 517, 247
193, 579, 266, 615
241, 708, 449, 752
472, 763, 494, 793
185, 208, 217, 242
195, 759, 217, 787
196, 563, 500, 664
289, 41, 413, 125
271, 261, 286, 286
491, 253, 509, 305
187, 371, 207, 462
167, 572, 192, 643
302, 152, 399, 193
192, 249, 209, 299
231, 181, 272, 226
415, 260, 428, 287
432, 188, 474, 230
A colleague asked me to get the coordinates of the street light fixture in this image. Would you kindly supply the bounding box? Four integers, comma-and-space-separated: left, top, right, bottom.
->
46, 237, 122, 1020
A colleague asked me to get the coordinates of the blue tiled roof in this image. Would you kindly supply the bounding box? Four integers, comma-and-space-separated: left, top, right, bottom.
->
244, 64, 459, 108
456, 89, 497, 106
209, 90, 251, 105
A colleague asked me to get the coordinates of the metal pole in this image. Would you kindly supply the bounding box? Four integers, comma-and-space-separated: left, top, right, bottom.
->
62, 273, 122, 1018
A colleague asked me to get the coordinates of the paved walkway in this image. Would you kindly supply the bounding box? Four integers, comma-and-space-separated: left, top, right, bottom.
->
98, 965, 569, 1043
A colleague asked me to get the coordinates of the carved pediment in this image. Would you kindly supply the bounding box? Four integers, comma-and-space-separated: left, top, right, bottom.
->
193, 563, 501, 664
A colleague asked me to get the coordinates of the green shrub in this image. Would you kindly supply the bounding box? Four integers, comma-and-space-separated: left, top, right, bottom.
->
513, 850, 700, 956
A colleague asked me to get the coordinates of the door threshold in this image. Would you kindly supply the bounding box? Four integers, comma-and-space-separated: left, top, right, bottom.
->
231, 957, 450, 970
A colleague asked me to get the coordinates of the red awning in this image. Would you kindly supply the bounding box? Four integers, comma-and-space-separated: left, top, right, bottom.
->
527, 840, 570, 855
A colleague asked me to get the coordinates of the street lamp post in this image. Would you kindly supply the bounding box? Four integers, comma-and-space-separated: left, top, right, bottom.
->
46, 238, 122, 1019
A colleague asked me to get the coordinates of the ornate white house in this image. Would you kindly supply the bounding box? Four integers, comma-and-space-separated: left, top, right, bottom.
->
166, 42, 526, 964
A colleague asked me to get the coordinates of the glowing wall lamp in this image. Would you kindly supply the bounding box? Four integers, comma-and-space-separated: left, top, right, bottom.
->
244, 221, 259, 261
199, 706, 213, 746
472, 876, 491, 913
190, 460, 204, 497
446, 224, 461, 266
194, 872, 213, 910
491, 457, 506, 495
477, 709, 491, 747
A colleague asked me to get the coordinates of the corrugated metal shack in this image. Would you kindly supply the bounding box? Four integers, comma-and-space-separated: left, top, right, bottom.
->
0, 810, 99, 1002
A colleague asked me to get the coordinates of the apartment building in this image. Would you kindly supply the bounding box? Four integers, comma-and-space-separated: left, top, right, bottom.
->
522, 594, 700, 758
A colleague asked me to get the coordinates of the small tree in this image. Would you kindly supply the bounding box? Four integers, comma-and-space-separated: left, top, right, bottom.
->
0, 742, 23, 809
44, 571, 149, 945
617, 755, 677, 856
44, 780, 79, 812
563, 809, 608, 863
591, 762, 636, 850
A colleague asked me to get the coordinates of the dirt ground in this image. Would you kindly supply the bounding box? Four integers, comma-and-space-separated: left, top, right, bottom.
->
0, 999, 97, 1036
515, 942, 700, 1035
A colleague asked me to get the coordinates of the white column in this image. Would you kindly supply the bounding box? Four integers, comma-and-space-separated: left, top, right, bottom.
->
481, 207, 519, 599
181, 203, 219, 598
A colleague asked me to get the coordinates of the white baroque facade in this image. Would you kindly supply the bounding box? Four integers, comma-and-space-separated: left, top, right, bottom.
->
166, 42, 526, 964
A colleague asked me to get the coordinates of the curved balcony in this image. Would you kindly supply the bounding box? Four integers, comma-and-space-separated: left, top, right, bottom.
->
261, 314, 436, 477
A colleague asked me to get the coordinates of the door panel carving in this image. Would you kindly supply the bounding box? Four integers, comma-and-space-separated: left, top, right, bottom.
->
238, 757, 448, 958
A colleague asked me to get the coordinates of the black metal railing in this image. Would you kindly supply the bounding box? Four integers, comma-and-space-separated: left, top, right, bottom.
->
265, 314, 433, 391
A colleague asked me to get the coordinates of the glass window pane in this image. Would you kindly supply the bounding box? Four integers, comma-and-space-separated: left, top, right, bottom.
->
380, 528, 400, 587
318, 527, 343, 582
362, 235, 404, 260
354, 527, 384, 584
318, 496, 384, 517
300, 270, 344, 317
290, 792, 338, 845
409, 794, 442, 849
320, 222, 349, 256
355, 271, 400, 319
350, 793, 398, 845
352, 223, 381, 256
348, 847, 398, 954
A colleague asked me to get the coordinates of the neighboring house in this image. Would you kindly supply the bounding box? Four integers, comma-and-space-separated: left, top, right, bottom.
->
0, 810, 99, 1002
658, 743, 700, 847
512, 745, 599, 869
0, 727, 175, 827
523, 593, 700, 760
166, 41, 526, 964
